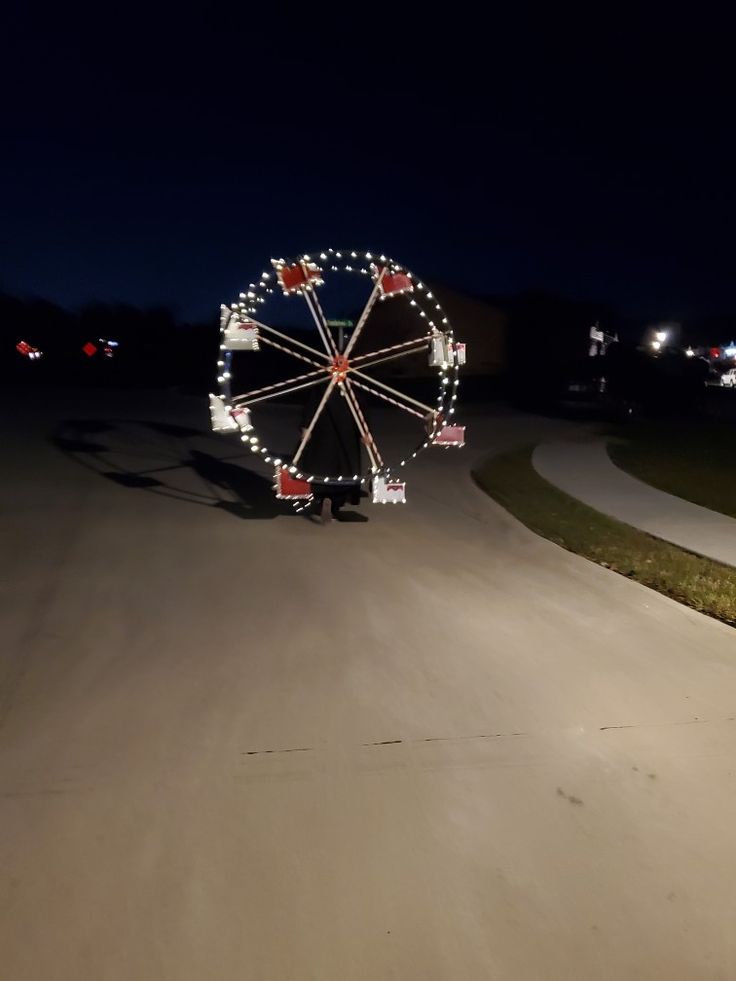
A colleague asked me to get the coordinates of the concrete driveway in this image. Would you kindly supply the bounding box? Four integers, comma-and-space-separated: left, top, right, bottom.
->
1, 391, 734, 980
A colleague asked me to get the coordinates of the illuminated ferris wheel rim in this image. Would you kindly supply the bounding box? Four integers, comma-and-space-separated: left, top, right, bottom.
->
210, 249, 465, 495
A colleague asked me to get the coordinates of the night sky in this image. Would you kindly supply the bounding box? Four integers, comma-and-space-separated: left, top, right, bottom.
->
3, 8, 734, 322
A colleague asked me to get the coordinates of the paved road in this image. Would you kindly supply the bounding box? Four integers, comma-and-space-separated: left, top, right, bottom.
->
534, 438, 736, 567
2, 391, 735, 981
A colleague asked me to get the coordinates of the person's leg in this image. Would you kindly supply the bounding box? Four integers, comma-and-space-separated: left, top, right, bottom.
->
330, 492, 347, 517
309, 484, 330, 521
320, 496, 333, 523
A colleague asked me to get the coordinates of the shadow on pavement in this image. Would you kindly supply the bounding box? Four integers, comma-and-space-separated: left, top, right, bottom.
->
188, 450, 282, 519
49, 419, 287, 520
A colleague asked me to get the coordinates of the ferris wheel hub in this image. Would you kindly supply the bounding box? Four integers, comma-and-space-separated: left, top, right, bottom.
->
330, 354, 350, 381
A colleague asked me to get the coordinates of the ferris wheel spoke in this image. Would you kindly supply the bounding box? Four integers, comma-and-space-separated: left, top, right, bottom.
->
258, 334, 329, 370
349, 367, 436, 416
348, 378, 429, 421
350, 335, 432, 367
252, 318, 331, 363
342, 269, 386, 359
341, 380, 383, 470
292, 376, 338, 466
352, 340, 431, 372
303, 289, 338, 357
231, 373, 330, 407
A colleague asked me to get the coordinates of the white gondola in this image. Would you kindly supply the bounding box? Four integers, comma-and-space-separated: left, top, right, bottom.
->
372, 475, 407, 504
433, 424, 466, 447
429, 332, 452, 367
223, 317, 260, 351
454, 342, 466, 365
220, 304, 233, 330
209, 393, 239, 433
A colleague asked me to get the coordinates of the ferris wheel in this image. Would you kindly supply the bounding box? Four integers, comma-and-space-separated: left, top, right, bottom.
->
209, 249, 466, 506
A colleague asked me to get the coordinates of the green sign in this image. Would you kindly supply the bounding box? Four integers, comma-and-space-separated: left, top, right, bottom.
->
326, 319, 354, 328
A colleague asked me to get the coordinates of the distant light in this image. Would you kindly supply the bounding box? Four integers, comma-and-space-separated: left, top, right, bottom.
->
651, 340, 661, 350
16, 340, 42, 359
685, 347, 695, 357
725, 346, 736, 358
655, 330, 667, 343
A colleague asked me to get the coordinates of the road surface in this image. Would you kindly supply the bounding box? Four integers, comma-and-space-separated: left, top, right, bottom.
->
2, 390, 735, 980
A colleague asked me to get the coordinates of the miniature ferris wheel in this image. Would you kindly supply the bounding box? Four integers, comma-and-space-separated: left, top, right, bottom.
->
209, 250, 466, 505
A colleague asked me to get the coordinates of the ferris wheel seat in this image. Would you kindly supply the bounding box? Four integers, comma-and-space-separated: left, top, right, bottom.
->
453, 341, 467, 365
275, 261, 324, 294
230, 406, 253, 432
375, 267, 413, 297
429, 333, 452, 367
433, 424, 465, 447
372, 476, 407, 504
209, 394, 239, 433
274, 469, 313, 499
223, 322, 260, 350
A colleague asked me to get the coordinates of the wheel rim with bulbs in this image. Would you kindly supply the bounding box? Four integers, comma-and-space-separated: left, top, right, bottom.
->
210, 249, 466, 504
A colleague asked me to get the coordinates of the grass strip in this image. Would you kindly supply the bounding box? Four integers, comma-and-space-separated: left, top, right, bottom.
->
473, 446, 736, 627
608, 421, 736, 519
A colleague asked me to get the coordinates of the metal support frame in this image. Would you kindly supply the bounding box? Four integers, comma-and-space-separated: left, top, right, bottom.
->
237, 375, 330, 407
342, 269, 385, 359
341, 380, 383, 470
349, 378, 430, 420
350, 366, 435, 415
257, 334, 327, 371
292, 377, 338, 467
303, 289, 338, 357
350, 335, 431, 366
251, 317, 331, 362
231, 366, 327, 405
